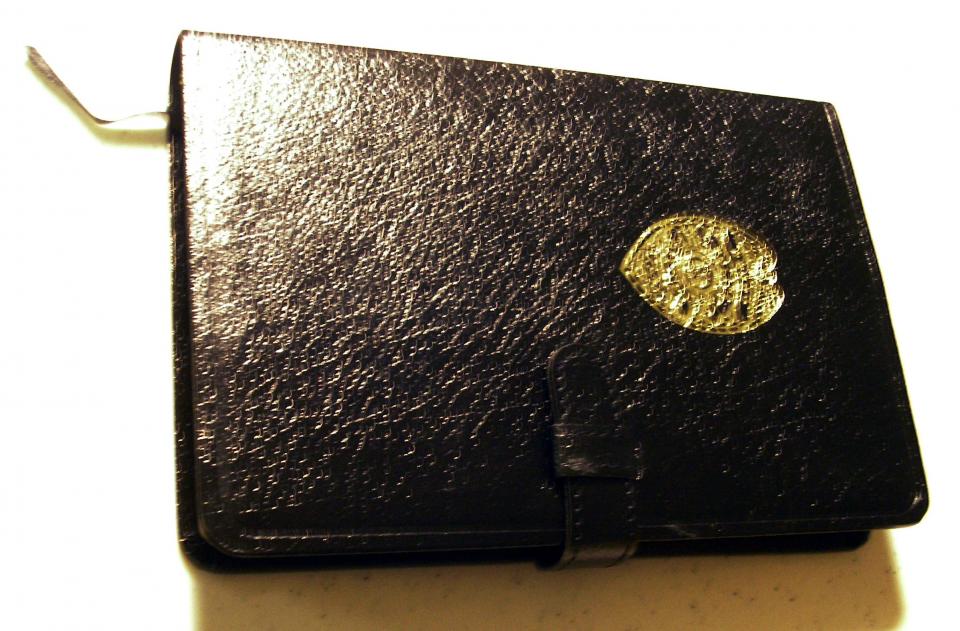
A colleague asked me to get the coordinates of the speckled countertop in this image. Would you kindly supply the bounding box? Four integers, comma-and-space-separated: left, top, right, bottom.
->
192, 532, 902, 630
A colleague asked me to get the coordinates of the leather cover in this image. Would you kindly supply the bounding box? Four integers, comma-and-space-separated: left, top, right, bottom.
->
169, 30, 927, 565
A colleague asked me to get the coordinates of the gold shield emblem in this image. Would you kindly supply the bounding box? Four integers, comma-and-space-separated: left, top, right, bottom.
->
620, 215, 784, 334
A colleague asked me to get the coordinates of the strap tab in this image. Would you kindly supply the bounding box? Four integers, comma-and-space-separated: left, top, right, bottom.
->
546, 344, 643, 568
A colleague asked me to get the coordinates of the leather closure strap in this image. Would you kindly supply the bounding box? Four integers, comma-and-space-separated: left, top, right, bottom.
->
546, 343, 643, 568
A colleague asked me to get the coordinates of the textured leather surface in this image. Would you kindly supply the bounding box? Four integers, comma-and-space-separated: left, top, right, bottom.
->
170, 30, 927, 560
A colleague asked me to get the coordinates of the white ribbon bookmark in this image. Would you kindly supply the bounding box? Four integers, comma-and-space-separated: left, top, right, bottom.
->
27, 46, 169, 130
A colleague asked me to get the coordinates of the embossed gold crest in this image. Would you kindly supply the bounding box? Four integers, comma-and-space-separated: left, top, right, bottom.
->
620, 215, 784, 334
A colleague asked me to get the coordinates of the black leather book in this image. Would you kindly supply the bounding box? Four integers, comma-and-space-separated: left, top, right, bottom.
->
170, 31, 926, 568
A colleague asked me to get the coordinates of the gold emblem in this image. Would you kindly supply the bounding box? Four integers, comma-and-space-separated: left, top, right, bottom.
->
620, 215, 784, 334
